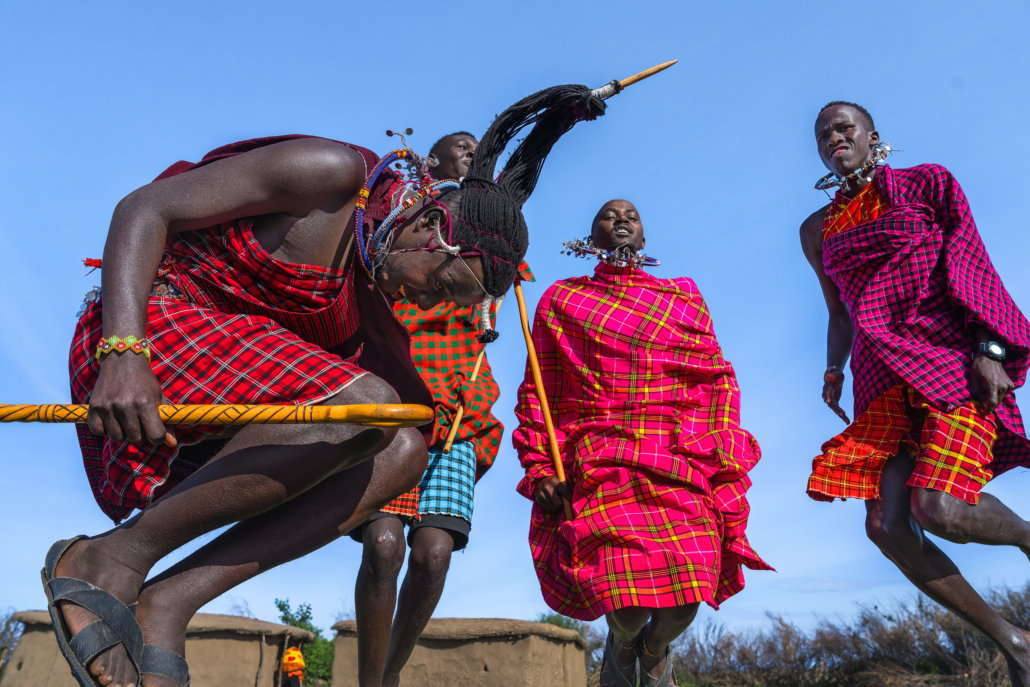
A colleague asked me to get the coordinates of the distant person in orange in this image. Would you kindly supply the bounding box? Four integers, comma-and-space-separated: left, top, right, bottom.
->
281, 646, 305, 687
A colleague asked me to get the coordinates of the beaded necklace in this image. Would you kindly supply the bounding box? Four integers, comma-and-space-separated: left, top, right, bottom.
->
561, 238, 660, 268
814, 142, 894, 193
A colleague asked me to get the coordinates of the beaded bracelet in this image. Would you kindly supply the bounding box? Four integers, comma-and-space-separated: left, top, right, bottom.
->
96, 335, 151, 362
824, 365, 845, 383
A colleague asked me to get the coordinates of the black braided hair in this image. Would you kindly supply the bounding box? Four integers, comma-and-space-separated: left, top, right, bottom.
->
429, 131, 476, 160
819, 101, 875, 130
450, 85, 608, 297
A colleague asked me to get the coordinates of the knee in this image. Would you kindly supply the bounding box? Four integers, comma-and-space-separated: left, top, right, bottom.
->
408, 530, 454, 578
607, 606, 651, 635
911, 489, 968, 542
865, 507, 916, 553
390, 428, 429, 493
362, 524, 406, 577
664, 602, 700, 625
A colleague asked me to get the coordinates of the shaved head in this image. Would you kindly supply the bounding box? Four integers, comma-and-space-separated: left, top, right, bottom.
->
591, 199, 644, 253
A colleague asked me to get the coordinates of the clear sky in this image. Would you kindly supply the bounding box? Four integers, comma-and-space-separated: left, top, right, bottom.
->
2, 0, 1029, 638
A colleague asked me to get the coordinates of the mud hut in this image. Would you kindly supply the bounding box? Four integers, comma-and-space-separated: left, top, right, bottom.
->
2, 612, 314, 687
331, 618, 586, 687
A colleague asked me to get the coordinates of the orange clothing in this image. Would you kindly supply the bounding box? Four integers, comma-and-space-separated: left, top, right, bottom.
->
822, 181, 890, 241
282, 647, 305, 675
808, 386, 997, 505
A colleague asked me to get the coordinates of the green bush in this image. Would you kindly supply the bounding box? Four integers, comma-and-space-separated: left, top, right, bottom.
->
275, 599, 334, 683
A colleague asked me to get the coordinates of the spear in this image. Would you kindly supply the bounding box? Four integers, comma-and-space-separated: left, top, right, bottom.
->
514, 60, 678, 522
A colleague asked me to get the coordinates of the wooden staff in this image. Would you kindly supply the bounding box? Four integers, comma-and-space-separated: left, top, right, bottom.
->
442, 297, 505, 453
0, 403, 434, 428
514, 281, 574, 521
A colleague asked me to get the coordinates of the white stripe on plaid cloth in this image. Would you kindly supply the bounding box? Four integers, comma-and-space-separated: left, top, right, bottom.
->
420, 441, 476, 522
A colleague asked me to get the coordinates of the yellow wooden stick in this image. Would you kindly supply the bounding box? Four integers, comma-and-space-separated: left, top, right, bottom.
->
442, 296, 504, 453
442, 348, 486, 453
0, 403, 434, 428
619, 60, 678, 89
514, 281, 574, 521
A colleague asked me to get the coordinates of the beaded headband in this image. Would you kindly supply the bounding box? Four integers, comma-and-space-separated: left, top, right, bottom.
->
815, 142, 894, 193
354, 129, 499, 343
561, 237, 660, 268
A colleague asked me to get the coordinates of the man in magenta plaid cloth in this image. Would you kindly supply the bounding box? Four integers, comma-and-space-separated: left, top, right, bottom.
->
48, 82, 611, 687
514, 200, 771, 687
800, 101, 1030, 683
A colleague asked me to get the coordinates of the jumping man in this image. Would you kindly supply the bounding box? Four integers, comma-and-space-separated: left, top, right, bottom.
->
349, 131, 525, 687
45, 83, 611, 687
514, 200, 770, 687
801, 101, 1030, 685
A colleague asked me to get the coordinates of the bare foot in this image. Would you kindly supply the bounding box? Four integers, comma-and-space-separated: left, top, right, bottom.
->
54, 538, 149, 687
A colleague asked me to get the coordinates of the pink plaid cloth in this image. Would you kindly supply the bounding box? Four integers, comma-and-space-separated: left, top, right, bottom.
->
822, 164, 1030, 474
513, 263, 771, 621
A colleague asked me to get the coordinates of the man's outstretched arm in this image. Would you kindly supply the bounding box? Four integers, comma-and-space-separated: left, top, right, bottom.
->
89, 138, 366, 446
800, 210, 855, 424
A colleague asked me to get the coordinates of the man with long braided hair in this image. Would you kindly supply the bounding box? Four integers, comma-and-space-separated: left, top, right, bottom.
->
45, 83, 609, 687
800, 101, 1030, 685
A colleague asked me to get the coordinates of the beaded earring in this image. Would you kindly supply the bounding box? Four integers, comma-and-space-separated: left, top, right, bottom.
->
560, 236, 660, 268
815, 142, 895, 193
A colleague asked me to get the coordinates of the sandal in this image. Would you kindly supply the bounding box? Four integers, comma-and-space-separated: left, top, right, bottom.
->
635, 625, 675, 687
599, 630, 637, 687
41, 537, 191, 687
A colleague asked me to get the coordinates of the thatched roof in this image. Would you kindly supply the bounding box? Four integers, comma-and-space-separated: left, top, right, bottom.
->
14, 611, 314, 642
332, 617, 586, 649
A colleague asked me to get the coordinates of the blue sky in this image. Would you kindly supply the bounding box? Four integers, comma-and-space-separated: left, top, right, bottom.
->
2, 0, 1030, 638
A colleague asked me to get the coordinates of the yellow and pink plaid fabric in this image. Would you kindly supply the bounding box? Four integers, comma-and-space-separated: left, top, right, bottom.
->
513, 263, 770, 621
808, 386, 997, 505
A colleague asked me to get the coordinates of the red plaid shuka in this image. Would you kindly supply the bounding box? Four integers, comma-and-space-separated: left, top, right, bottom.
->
513, 263, 771, 621
69, 137, 433, 522
809, 386, 997, 505
813, 164, 1030, 500
379, 262, 534, 517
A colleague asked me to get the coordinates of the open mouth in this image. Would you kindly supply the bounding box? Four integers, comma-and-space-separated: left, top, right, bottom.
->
613, 227, 632, 237
831, 147, 849, 158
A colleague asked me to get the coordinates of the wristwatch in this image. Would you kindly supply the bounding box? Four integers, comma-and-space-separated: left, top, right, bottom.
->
974, 341, 1006, 363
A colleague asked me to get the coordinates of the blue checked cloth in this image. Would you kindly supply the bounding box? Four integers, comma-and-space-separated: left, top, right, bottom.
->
419, 440, 476, 522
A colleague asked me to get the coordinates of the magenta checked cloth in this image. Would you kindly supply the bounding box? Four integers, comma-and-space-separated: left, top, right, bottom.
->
821, 164, 1030, 473
513, 263, 771, 621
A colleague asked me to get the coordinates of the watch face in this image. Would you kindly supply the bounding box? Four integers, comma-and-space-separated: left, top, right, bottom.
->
989, 342, 1005, 357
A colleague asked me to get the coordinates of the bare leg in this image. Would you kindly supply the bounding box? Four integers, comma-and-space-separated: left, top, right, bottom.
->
52, 376, 421, 687
133, 426, 426, 687
605, 607, 650, 680
354, 518, 407, 687
912, 488, 1030, 558
380, 527, 455, 687
637, 603, 699, 678
866, 452, 1030, 685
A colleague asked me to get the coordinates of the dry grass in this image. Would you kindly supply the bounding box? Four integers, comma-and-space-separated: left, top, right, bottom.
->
671, 584, 1030, 686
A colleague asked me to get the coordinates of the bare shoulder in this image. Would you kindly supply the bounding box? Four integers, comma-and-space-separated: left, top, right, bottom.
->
799, 204, 829, 262
255, 138, 367, 191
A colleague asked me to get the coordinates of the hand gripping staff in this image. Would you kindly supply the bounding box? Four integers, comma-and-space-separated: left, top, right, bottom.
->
0, 403, 434, 428
513, 60, 678, 522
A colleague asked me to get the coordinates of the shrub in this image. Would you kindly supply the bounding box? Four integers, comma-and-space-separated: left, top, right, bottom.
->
536, 612, 605, 680
0, 609, 23, 683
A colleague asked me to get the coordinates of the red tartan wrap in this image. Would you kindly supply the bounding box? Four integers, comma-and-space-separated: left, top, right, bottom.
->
821, 164, 1030, 475
513, 264, 771, 621
70, 136, 433, 522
